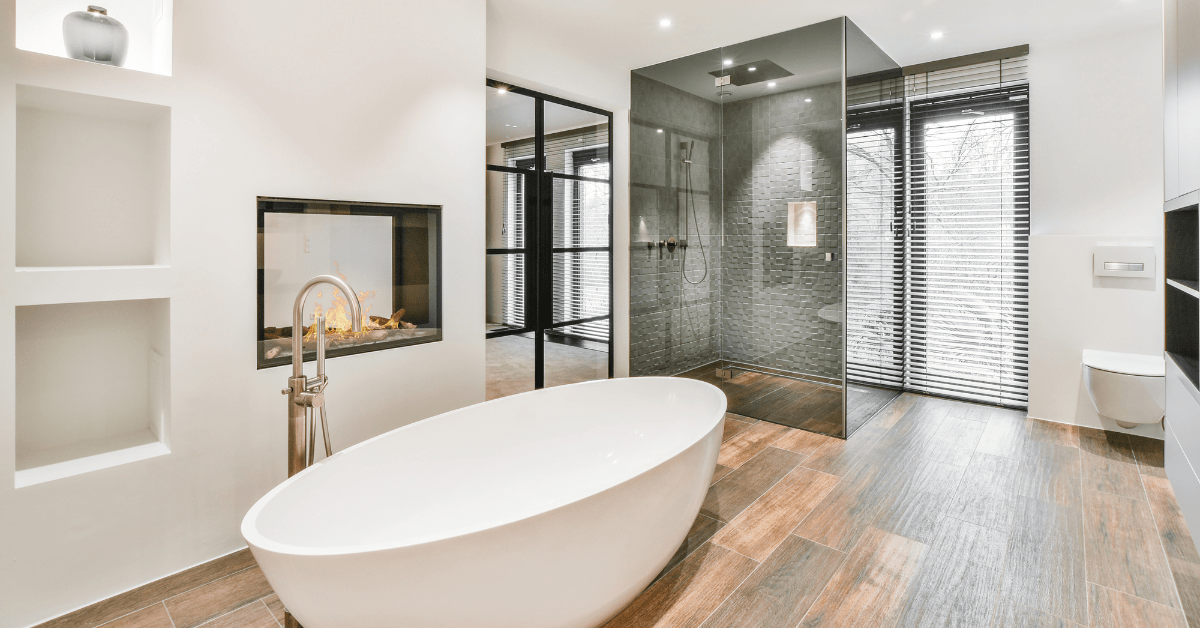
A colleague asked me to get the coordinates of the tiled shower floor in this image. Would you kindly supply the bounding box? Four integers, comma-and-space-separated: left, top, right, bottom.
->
676, 363, 899, 437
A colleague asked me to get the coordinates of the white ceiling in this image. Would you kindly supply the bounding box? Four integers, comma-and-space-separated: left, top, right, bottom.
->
488, 0, 1159, 76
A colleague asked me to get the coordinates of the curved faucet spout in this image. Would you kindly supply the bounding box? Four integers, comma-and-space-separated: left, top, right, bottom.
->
291, 275, 362, 378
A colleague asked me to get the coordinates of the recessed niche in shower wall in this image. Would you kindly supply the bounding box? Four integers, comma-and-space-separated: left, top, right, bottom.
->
16, 0, 173, 75
16, 85, 170, 268
16, 298, 171, 487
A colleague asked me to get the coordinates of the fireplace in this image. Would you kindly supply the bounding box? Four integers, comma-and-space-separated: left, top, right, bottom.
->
257, 197, 442, 369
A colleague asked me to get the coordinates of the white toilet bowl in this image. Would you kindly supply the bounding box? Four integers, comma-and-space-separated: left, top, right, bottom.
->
1081, 350, 1165, 429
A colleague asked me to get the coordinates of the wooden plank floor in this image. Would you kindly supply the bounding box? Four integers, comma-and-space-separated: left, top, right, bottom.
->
34, 393, 1199, 628
604, 393, 1198, 628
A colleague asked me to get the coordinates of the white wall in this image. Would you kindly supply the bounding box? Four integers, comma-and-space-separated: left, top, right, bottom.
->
1027, 25, 1166, 438
486, 33, 633, 377
0, 1, 486, 626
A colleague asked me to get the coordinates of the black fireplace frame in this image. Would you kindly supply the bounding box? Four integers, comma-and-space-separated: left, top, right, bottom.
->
256, 196, 443, 369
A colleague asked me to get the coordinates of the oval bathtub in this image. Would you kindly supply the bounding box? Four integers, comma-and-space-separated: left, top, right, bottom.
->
242, 377, 727, 628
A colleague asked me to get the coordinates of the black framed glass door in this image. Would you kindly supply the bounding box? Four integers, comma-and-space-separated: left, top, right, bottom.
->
485, 80, 613, 395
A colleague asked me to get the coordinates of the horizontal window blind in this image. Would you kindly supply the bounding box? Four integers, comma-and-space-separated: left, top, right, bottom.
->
846, 50, 1029, 408
846, 103, 905, 390
907, 82, 1030, 407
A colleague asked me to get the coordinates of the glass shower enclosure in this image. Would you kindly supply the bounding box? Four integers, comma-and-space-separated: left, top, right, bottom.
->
630, 17, 901, 438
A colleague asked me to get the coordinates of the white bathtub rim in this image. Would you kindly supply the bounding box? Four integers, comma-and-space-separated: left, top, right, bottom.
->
242, 377, 727, 557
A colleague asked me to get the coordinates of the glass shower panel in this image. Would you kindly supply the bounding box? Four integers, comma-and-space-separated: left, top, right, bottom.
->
629, 46, 725, 378
717, 20, 848, 437
844, 18, 904, 435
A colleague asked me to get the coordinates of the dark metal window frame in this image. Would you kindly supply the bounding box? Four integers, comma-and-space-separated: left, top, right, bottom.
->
485, 79, 615, 387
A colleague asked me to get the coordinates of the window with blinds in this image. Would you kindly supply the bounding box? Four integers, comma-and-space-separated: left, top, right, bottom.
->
502, 125, 612, 343
846, 51, 1030, 408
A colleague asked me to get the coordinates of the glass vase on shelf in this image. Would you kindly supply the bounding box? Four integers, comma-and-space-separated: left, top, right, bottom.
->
63, 6, 129, 67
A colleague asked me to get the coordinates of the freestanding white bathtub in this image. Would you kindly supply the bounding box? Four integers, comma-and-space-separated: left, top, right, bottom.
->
242, 377, 726, 628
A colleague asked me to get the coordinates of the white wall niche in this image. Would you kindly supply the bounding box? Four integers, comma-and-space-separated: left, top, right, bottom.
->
17, 85, 170, 269
15, 298, 171, 488
16, 0, 172, 76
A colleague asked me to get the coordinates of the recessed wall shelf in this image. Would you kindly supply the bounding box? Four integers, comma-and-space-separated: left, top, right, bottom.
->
16, 0, 173, 76
1167, 283, 1200, 389
1169, 278, 1200, 298
17, 85, 170, 268
13, 265, 172, 306
15, 299, 170, 487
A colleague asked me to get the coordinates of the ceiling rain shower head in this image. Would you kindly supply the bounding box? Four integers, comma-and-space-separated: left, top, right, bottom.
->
709, 59, 794, 87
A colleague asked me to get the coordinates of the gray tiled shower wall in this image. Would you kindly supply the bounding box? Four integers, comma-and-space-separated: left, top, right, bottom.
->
630, 73, 845, 381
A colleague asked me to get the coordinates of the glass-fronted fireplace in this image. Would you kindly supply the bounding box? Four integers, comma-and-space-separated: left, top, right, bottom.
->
257, 197, 442, 369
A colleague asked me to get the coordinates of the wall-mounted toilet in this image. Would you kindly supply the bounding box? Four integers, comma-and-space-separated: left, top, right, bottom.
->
1082, 350, 1165, 429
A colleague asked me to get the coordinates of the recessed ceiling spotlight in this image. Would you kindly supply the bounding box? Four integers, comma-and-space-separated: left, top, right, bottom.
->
723, 59, 733, 66
805, 98, 812, 103
930, 31, 944, 40
496, 86, 508, 94
656, 129, 664, 133
659, 18, 672, 27
748, 66, 757, 72
768, 81, 777, 88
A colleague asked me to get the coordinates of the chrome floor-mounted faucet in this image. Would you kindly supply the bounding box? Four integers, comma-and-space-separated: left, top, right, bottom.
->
283, 275, 362, 478
282, 275, 361, 628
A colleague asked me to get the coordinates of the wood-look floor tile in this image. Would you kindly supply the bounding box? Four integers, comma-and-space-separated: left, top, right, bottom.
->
713, 466, 840, 561
656, 514, 726, 582
772, 428, 834, 456
96, 603, 174, 628
164, 566, 273, 628
262, 595, 285, 626
793, 455, 910, 552
198, 601, 280, 628
702, 447, 803, 523
1083, 488, 1180, 609
1128, 434, 1167, 478
712, 464, 733, 485
1168, 557, 1200, 628
990, 598, 1076, 628
742, 386, 842, 434
922, 415, 986, 467
975, 411, 1028, 459
802, 394, 918, 477
999, 496, 1086, 625
603, 543, 758, 628
735, 378, 822, 418
895, 517, 1007, 628
1088, 583, 1187, 628
872, 403, 951, 462
699, 535, 845, 628
717, 421, 792, 469
946, 453, 1021, 532
35, 550, 257, 628
1078, 428, 1145, 501
722, 414, 756, 442
1027, 419, 1079, 449
873, 459, 965, 545
1142, 475, 1200, 563
1014, 440, 1082, 508
713, 372, 793, 415
797, 526, 929, 628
